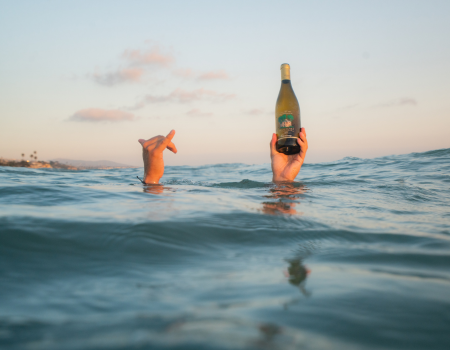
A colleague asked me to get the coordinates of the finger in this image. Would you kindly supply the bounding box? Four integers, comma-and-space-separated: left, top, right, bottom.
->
296, 137, 306, 149
299, 129, 308, 151
299, 130, 307, 144
156, 129, 176, 152
300, 127, 306, 136
296, 138, 307, 161
140, 136, 161, 148
167, 141, 177, 154
270, 133, 278, 155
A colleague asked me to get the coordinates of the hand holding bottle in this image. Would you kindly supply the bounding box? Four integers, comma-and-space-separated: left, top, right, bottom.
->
270, 128, 308, 183
138, 130, 177, 184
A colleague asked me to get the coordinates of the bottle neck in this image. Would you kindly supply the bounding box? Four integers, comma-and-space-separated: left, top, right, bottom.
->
281, 65, 290, 80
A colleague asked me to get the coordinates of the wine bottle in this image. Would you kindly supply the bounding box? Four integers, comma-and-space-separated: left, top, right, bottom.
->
275, 63, 301, 155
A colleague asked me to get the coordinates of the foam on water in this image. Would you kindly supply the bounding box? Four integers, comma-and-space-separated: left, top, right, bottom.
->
1, 149, 450, 349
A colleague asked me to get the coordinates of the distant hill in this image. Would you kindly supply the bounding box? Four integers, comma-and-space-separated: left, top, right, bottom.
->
51, 158, 136, 168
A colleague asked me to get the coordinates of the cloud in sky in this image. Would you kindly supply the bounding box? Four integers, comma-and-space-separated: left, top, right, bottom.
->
131, 88, 236, 110
90, 44, 229, 87
122, 46, 174, 68
70, 108, 135, 122
92, 68, 145, 86
197, 70, 229, 80
173, 68, 230, 81
396, 98, 417, 106
186, 108, 213, 118
90, 45, 174, 87
374, 98, 418, 108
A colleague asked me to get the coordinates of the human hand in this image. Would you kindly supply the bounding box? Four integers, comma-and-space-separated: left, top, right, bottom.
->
270, 128, 308, 182
138, 130, 177, 184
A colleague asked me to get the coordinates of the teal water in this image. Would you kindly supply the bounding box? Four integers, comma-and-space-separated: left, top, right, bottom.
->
1, 149, 450, 350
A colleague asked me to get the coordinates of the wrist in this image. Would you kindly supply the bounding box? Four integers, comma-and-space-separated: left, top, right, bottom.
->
143, 174, 160, 184
272, 175, 294, 183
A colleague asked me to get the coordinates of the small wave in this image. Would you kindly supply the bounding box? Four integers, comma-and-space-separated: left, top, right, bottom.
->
211, 179, 269, 189
1, 147, 450, 350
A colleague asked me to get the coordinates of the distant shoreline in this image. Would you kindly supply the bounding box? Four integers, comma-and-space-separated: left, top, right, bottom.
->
0, 158, 137, 170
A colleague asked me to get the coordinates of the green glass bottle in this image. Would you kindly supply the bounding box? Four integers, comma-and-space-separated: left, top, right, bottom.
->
275, 63, 301, 155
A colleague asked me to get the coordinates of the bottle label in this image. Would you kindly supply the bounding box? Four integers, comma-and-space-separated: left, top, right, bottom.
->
276, 111, 299, 139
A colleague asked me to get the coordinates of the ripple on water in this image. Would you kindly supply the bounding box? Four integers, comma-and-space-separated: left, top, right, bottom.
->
1, 148, 450, 349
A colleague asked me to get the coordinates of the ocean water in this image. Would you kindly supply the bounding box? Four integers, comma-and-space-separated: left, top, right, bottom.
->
1, 149, 450, 350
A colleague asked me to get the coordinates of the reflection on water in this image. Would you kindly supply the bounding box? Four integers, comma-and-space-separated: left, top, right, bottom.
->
283, 257, 311, 311
285, 258, 311, 296
262, 183, 307, 215
254, 323, 283, 348
2, 149, 449, 349
143, 184, 165, 194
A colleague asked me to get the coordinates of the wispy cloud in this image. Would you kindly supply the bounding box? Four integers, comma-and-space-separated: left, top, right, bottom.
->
91, 68, 145, 86
197, 70, 229, 80
186, 108, 213, 118
122, 46, 174, 68
245, 108, 272, 116
173, 68, 230, 81
374, 98, 418, 108
89, 44, 230, 88
70, 108, 135, 122
131, 88, 236, 110
89, 45, 174, 87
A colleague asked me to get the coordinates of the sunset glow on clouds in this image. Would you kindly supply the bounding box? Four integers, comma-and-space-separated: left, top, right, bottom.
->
90, 45, 174, 86
90, 44, 230, 87
75, 42, 235, 128
173, 68, 230, 81
70, 109, 135, 122
122, 47, 174, 68
197, 70, 229, 80
131, 88, 236, 110
80, 42, 235, 127
92, 68, 145, 86
1, 1, 449, 166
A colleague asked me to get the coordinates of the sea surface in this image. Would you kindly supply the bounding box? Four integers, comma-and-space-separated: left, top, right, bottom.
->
1, 149, 450, 350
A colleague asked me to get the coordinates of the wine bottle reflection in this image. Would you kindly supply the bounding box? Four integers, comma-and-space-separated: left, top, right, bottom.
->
285, 258, 311, 297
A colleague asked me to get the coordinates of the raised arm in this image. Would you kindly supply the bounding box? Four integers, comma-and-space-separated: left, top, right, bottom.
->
270, 128, 308, 182
138, 130, 177, 184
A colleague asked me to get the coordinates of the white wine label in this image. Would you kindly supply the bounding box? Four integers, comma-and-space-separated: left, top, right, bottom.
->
276, 111, 299, 139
